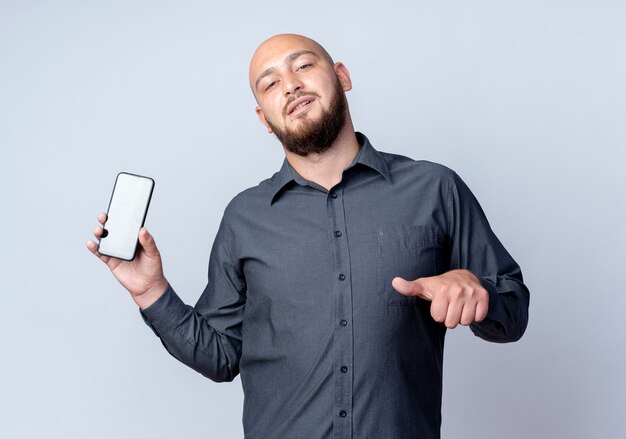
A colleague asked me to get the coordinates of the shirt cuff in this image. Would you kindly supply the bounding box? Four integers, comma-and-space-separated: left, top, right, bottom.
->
140, 283, 189, 335
478, 275, 500, 321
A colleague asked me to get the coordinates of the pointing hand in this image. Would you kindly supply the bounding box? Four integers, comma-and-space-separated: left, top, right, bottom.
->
392, 269, 489, 329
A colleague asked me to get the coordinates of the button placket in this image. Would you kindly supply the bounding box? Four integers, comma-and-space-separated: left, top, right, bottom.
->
327, 186, 353, 437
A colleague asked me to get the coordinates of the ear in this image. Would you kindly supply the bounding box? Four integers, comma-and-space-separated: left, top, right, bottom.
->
333, 62, 352, 92
255, 105, 273, 133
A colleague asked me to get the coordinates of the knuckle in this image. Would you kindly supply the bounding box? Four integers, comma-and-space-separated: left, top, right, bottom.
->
454, 285, 465, 297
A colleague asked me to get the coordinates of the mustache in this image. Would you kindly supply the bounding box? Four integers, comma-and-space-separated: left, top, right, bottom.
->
283, 92, 321, 116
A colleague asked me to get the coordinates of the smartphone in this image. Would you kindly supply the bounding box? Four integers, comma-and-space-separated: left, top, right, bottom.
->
98, 172, 155, 261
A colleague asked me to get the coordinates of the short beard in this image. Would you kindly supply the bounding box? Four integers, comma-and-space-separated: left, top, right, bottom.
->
267, 78, 347, 157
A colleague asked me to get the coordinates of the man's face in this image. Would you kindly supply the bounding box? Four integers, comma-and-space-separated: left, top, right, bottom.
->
249, 35, 352, 156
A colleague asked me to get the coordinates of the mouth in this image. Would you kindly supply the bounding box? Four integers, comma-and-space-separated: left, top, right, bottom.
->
287, 96, 316, 116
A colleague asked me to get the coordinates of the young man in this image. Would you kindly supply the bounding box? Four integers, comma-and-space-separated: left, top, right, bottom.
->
88, 34, 529, 439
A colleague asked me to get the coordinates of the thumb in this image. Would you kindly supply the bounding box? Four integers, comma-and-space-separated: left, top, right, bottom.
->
391, 277, 433, 301
138, 227, 160, 258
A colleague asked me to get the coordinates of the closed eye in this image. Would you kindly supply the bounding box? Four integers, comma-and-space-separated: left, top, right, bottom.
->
265, 80, 277, 91
298, 63, 312, 71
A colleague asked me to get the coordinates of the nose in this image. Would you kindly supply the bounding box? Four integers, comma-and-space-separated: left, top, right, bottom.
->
282, 73, 303, 96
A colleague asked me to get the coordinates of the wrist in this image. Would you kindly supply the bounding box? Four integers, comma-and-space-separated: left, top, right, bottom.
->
135, 278, 169, 310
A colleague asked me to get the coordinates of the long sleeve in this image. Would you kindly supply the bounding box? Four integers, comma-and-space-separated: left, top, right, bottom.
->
445, 170, 530, 343
141, 211, 246, 381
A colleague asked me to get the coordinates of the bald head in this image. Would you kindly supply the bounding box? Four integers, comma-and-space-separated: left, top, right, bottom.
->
249, 34, 335, 97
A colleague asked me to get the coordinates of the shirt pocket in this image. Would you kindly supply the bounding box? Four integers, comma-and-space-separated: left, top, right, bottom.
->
375, 225, 442, 306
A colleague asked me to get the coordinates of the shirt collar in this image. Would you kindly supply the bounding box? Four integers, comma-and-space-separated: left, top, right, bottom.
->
269, 132, 391, 205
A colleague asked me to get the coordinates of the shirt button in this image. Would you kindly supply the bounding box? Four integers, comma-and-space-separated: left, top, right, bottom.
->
341, 366, 348, 373
340, 319, 348, 326
339, 410, 347, 417
338, 274, 346, 281
334, 230, 342, 237
330, 192, 338, 199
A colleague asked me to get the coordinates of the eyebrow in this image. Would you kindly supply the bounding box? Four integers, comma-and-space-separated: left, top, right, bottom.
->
254, 50, 318, 91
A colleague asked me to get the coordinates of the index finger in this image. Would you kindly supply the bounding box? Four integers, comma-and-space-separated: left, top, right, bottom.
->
98, 212, 107, 225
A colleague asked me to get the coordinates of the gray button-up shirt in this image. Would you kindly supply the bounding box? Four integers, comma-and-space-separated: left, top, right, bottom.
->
142, 132, 530, 439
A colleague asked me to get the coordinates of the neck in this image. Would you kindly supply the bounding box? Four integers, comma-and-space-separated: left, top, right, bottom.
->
283, 122, 360, 191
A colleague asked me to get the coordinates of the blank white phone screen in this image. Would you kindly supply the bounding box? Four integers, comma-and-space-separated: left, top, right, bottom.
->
99, 173, 154, 260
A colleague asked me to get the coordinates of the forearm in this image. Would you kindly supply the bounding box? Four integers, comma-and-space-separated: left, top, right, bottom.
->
141, 284, 242, 382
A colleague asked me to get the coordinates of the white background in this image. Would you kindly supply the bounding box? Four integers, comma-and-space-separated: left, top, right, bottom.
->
1, 1, 624, 438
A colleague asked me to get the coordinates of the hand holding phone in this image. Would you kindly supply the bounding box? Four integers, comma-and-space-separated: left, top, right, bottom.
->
86, 172, 168, 309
